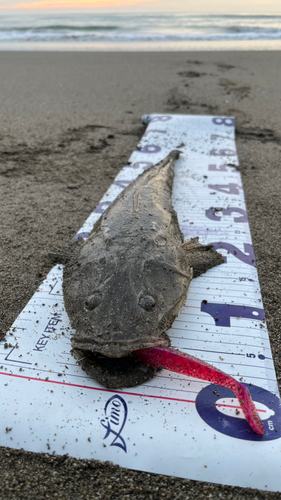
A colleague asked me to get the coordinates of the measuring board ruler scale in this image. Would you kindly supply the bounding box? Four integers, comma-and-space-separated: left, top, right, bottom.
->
1, 114, 281, 492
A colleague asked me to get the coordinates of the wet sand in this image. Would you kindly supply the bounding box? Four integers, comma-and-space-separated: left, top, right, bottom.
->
0, 51, 281, 499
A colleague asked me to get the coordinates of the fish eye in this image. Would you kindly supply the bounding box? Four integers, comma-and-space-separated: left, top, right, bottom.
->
138, 292, 156, 312
85, 292, 102, 311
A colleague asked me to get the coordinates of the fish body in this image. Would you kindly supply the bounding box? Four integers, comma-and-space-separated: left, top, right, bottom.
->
63, 151, 223, 388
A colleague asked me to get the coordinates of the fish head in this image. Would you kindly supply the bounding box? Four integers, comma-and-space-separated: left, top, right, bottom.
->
64, 249, 192, 359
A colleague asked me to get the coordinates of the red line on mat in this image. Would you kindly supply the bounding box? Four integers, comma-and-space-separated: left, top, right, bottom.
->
0, 371, 267, 412
216, 403, 266, 413
0, 371, 195, 404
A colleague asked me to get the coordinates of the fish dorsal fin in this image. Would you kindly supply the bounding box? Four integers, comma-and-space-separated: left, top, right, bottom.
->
181, 237, 224, 278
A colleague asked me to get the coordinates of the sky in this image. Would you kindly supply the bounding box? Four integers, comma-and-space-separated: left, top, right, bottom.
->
0, 0, 281, 14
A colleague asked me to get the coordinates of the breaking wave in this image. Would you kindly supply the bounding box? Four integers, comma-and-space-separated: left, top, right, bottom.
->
1, 13, 281, 43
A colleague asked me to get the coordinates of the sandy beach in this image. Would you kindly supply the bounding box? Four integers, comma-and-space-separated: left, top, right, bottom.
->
0, 51, 281, 499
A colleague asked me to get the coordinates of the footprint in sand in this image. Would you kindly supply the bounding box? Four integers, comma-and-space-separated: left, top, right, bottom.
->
219, 78, 251, 99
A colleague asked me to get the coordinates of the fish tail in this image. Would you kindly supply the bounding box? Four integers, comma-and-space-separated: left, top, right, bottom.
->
168, 150, 182, 160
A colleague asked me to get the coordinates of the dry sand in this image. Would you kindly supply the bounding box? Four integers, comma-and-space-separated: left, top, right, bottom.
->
0, 51, 281, 499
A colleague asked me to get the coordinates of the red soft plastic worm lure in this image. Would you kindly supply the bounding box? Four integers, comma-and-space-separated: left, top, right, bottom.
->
135, 346, 264, 435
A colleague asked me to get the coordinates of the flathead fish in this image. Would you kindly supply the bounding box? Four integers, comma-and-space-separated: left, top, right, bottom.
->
63, 150, 264, 434
63, 151, 223, 387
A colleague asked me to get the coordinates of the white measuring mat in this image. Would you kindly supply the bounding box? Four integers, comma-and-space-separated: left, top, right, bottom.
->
1, 114, 281, 492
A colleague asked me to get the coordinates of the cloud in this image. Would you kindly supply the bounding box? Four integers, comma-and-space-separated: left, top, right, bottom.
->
0, 0, 153, 9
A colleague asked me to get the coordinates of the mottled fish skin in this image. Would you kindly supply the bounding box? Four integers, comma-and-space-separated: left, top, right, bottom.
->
63, 151, 223, 387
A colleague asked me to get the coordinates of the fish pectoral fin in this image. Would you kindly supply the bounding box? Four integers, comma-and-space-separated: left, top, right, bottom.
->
181, 237, 224, 278
144, 259, 191, 280
47, 238, 83, 266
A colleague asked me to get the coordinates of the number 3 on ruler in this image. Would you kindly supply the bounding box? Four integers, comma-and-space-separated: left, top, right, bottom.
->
205, 207, 248, 222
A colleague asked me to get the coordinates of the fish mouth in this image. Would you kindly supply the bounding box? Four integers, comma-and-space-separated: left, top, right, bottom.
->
72, 348, 159, 389
71, 334, 169, 358
71, 333, 170, 388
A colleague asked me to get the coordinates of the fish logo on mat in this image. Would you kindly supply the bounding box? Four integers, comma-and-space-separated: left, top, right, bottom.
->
101, 395, 128, 452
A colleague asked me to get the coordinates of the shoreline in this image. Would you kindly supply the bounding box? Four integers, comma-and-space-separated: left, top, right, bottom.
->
0, 50, 280, 498
1, 39, 281, 51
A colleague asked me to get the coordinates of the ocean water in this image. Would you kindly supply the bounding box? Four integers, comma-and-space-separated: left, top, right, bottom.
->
1, 12, 281, 50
